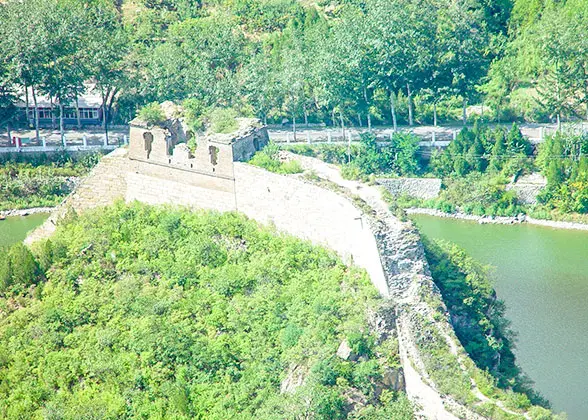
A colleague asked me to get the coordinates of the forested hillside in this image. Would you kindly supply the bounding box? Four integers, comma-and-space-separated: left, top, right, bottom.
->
0, 203, 413, 418
0, 0, 587, 131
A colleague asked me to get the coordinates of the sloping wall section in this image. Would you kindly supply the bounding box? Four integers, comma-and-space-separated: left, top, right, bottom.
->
233, 162, 388, 296
26, 148, 388, 296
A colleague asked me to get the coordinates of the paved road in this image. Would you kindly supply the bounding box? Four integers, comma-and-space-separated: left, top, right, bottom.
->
1, 122, 586, 150
267, 122, 587, 144
0, 127, 128, 148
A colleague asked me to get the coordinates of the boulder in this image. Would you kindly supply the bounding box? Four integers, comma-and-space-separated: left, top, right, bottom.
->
381, 367, 405, 391
337, 340, 358, 361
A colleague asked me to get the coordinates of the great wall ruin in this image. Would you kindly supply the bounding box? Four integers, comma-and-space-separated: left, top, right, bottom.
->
25, 110, 540, 419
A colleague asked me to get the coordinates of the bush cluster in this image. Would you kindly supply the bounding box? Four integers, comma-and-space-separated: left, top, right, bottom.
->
0, 203, 413, 419
0, 153, 100, 210
137, 102, 166, 126
535, 133, 588, 214
249, 142, 303, 174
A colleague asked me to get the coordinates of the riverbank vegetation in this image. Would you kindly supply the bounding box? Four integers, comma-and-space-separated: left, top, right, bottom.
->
1, 0, 588, 135
284, 125, 588, 223
0, 152, 100, 211
420, 238, 559, 418
424, 126, 588, 222
0, 202, 413, 419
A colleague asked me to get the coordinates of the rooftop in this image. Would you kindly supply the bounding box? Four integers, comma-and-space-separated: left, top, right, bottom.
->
15, 83, 103, 109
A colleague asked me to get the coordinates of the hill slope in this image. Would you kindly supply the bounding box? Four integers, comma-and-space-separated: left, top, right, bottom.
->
0, 202, 412, 419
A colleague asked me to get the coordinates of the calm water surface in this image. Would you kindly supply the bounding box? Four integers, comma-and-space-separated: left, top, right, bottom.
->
412, 215, 588, 419
0, 214, 47, 247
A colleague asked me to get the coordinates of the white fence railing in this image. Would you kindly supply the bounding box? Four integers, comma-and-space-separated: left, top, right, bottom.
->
0, 134, 128, 154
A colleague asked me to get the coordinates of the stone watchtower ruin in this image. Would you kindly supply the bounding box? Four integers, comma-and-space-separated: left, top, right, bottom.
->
128, 102, 269, 179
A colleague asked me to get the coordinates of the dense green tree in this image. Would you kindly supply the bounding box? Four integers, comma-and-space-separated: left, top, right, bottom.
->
2, 0, 583, 128
0, 0, 52, 140
486, 0, 588, 125
0, 61, 17, 142
506, 122, 533, 155
145, 13, 245, 106
0, 243, 42, 296
436, 0, 490, 125
368, 0, 437, 128
489, 128, 507, 170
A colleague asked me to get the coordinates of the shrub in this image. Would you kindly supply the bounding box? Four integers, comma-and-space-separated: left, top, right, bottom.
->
311, 358, 340, 386
341, 163, 365, 181
209, 107, 239, 134
0, 203, 409, 418
347, 331, 374, 358
0, 157, 99, 210
502, 390, 532, 411
310, 385, 346, 419
279, 160, 303, 174
183, 98, 207, 131
249, 151, 280, 172
352, 359, 381, 395
138, 102, 166, 126
0, 243, 43, 296
248, 142, 302, 174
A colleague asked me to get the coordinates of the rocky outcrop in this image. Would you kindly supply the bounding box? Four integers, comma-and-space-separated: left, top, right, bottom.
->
0, 207, 55, 217
280, 364, 308, 394
336, 340, 359, 361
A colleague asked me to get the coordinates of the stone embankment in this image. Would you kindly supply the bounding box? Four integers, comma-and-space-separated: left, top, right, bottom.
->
507, 173, 547, 205
377, 177, 441, 200
0, 207, 55, 218
406, 207, 588, 231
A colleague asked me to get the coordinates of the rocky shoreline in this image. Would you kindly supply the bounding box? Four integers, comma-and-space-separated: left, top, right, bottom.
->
406, 207, 588, 231
0, 207, 55, 219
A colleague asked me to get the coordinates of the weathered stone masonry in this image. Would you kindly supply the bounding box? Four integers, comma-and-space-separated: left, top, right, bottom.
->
25, 147, 388, 297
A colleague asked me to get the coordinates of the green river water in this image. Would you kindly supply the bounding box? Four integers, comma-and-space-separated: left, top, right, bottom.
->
0, 214, 47, 247
412, 214, 588, 419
